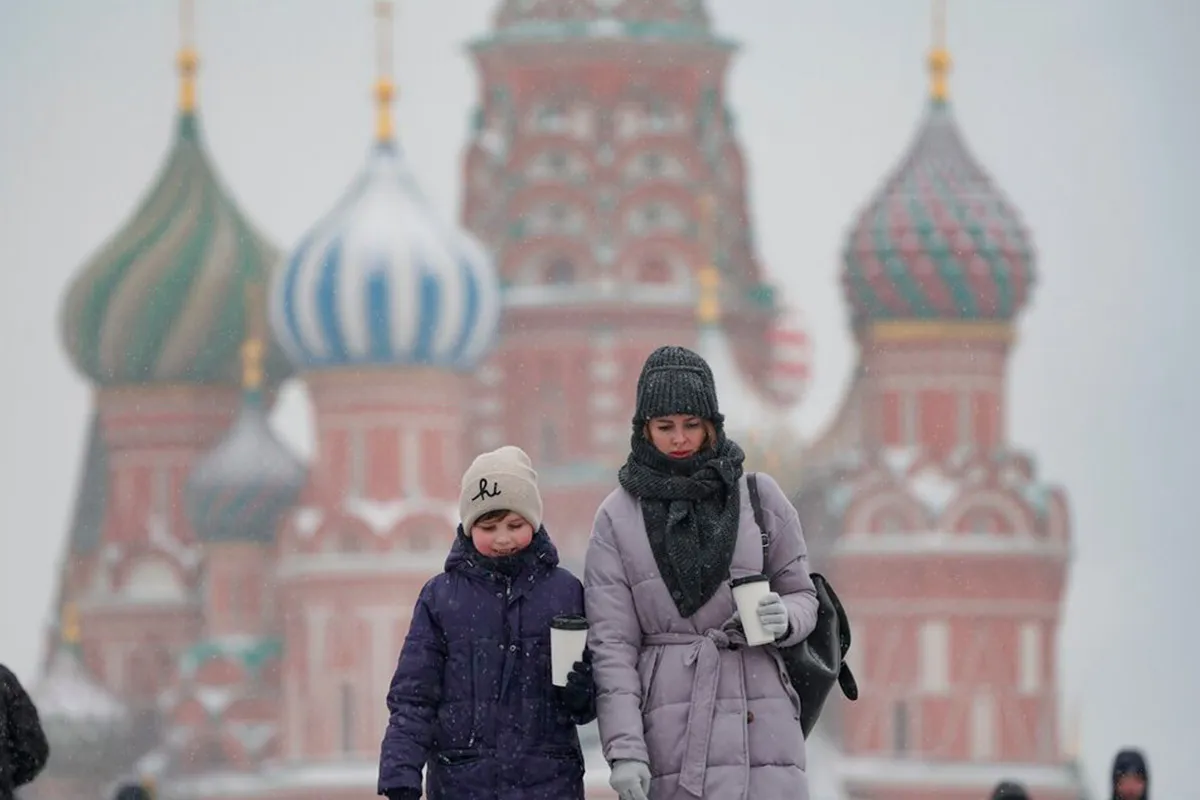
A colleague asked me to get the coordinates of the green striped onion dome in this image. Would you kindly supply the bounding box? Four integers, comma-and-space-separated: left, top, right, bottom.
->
841, 99, 1036, 327
60, 114, 292, 386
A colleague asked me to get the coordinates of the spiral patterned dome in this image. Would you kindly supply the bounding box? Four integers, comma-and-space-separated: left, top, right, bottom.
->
60, 114, 292, 387
270, 142, 501, 370
185, 367, 305, 544
841, 99, 1036, 327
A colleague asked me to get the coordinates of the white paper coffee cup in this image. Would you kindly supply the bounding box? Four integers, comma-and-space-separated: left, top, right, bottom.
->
731, 574, 774, 646
550, 615, 589, 687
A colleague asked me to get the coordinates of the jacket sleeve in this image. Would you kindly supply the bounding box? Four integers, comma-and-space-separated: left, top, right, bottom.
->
377, 581, 445, 796
1, 665, 50, 787
584, 505, 649, 765
757, 473, 819, 648
561, 573, 597, 726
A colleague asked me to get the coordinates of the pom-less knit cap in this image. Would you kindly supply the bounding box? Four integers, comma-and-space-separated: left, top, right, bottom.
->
991, 781, 1030, 800
459, 445, 543, 533
633, 345, 724, 428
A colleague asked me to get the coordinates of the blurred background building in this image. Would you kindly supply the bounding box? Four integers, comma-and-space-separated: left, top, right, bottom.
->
24, 0, 1085, 798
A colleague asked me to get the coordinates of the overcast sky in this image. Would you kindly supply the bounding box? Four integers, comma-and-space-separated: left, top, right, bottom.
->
2, 0, 1198, 795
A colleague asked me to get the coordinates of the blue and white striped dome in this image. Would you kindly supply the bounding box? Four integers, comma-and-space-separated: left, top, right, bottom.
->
270, 142, 501, 370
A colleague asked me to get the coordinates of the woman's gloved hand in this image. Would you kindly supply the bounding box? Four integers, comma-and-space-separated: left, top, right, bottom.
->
757, 592, 790, 639
609, 759, 652, 800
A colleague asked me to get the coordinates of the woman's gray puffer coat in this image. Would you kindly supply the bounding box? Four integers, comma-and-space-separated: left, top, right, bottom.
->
585, 472, 819, 799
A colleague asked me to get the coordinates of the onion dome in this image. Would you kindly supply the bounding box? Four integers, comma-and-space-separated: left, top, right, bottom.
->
186, 314, 305, 544
840, 29, 1035, 329
763, 299, 812, 411
59, 24, 291, 388
271, 2, 500, 372
33, 605, 135, 776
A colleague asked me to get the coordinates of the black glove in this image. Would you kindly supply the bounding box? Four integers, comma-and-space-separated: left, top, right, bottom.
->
386, 789, 421, 800
555, 647, 595, 720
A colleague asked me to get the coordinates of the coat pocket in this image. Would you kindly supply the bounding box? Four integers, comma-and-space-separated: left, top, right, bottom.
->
436, 748, 482, 767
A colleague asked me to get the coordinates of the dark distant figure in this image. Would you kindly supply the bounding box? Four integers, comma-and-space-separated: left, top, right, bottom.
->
1111, 748, 1149, 800
0, 664, 49, 800
992, 780, 1031, 800
112, 782, 154, 800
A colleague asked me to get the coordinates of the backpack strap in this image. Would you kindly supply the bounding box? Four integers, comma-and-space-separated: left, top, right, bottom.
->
746, 473, 770, 571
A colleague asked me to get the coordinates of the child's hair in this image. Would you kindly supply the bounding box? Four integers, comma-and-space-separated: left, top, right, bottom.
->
473, 508, 514, 526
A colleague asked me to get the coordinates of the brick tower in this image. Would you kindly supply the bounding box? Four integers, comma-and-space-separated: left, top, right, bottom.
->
461, 0, 793, 555
795, 4, 1088, 798
41, 0, 290, 791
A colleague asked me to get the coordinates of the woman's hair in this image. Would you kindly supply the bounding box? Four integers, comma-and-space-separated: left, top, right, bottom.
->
643, 418, 718, 450
474, 508, 514, 525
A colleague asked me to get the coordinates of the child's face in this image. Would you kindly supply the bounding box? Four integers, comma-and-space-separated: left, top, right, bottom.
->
470, 511, 534, 557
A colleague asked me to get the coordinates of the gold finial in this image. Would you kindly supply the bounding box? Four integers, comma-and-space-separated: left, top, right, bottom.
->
696, 192, 721, 326
61, 602, 81, 646
374, 0, 397, 142
241, 282, 265, 391
177, 0, 198, 113
927, 0, 951, 103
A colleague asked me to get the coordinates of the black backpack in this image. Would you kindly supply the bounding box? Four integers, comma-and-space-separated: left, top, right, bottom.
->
747, 474, 859, 738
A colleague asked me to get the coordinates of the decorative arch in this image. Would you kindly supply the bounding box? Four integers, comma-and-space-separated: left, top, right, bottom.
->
622, 199, 690, 237
393, 512, 451, 553
615, 184, 704, 228
505, 241, 596, 288
939, 489, 1037, 536
844, 488, 930, 535
310, 513, 379, 555
118, 554, 188, 603
615, 147, 697, 185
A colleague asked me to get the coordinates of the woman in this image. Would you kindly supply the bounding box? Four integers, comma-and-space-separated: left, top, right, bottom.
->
584, 345, 819, 800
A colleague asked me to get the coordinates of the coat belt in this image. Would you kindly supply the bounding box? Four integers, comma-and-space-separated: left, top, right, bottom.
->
642, 628, 745, 797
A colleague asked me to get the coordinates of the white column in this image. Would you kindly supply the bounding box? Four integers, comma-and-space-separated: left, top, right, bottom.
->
403, 429, 421, 498
304, 606, 331, 757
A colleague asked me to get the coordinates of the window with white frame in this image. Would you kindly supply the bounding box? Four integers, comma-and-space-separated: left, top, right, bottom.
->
919, 619, 950, 693
970, 693, 996, 760
1018, 621, 1042, 694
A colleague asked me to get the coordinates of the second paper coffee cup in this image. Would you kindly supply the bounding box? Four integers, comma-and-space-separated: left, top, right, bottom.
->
550, 615, 589, 687
730, 574, 774, 646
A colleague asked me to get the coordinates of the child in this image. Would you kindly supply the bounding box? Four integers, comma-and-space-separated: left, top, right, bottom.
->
377, 446, 596, 800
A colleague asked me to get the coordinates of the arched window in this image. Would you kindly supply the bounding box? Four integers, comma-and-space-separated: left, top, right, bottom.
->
638, 259, 672, 284
545, 258, 575, 284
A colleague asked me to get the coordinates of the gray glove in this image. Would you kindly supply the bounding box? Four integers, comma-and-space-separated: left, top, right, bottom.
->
609, 759, 652, 800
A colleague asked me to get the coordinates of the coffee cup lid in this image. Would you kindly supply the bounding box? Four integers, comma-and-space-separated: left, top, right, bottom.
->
730, 574, 769, 589
551, 615, 589, 631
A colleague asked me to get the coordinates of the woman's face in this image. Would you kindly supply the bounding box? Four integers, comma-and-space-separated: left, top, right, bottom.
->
647, 414, 709, 459
470, 511, 534, 557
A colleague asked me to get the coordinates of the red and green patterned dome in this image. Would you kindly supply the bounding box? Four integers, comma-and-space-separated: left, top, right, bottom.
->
841, 62, 1036, 328
60, 51, 291, 388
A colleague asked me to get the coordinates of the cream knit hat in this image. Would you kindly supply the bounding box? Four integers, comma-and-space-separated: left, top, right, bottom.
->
459, 445, 543, 532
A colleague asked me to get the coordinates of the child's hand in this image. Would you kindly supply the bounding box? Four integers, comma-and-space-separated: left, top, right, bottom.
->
556, 647, 595, 718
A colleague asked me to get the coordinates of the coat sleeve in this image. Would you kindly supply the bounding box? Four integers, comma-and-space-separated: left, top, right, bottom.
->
561, 572, 597, 726
757, 473, 819, 649
1, 664, 49, 788
377, 580, 445, 796
584, 505, 650, 766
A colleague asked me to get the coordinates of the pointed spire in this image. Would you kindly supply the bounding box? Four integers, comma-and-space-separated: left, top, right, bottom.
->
696, 192, 720, 326
928, 0, 951, 103
177, 0, 199, 113
241, 281, 266, 394
60, 601, 81, 647
374, 0, 397, 143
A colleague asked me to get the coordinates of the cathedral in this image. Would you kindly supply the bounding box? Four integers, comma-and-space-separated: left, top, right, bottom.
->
27, 1, 1086, 799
